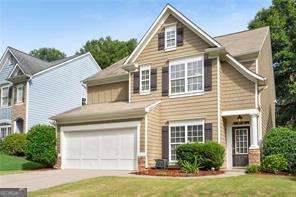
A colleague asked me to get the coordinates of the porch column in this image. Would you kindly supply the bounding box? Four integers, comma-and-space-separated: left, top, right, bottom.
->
250, 114, 259, 149
249, 114, 260, 165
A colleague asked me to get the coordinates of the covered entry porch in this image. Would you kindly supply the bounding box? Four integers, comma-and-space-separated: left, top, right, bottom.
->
222, 109, 261, 169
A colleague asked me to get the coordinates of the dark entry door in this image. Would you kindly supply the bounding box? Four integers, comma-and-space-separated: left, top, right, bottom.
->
232, 126, 250, 167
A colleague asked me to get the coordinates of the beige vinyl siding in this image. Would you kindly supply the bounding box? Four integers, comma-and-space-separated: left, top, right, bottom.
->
221, 61, 255, 111
241, 60, 256, 73
87, 82, 128, 104
258, 32, 275, 134
131, 15, 218, 141
147, 105, 161, 166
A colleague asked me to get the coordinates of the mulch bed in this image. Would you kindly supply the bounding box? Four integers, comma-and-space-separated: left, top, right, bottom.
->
252, 171, 296, 177
131, 167, 225, 177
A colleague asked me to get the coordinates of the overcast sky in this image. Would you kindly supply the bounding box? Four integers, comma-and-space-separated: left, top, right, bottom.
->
0, 0, 271, 56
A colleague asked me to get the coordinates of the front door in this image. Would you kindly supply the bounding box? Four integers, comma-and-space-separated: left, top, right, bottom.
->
232, 126, 250, 167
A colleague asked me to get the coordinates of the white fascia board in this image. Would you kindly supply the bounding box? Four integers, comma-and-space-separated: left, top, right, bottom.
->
0, 48, 10, 71
60, 120, 141, 132
124, 4, 221, 65
226, 54, 266, 83
222, 109, 259, 117
32, 52, 101, 78
145, 100, 161, 112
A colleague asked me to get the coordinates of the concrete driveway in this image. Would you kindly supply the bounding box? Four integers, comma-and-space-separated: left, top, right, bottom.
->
0, 169, 130, 191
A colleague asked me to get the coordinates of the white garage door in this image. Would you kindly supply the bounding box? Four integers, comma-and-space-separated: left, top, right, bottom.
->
62, 128, 137, 170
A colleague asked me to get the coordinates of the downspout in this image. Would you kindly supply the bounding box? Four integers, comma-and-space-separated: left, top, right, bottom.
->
217, 57, 221, 143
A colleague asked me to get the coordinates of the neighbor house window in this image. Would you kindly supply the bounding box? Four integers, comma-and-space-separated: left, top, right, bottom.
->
0, 123, 12, 138
1, 86, 9, 107
165, 25, 176, 50
169, 120, 204, 161
16, 84, 24, 103
140, 65, 150, 94
169, 56, 204, 96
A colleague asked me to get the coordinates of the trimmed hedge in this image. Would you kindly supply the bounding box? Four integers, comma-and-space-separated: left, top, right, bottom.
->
176, 141, 225, 170
1, 133, 27, 156
262, 127, 296, 173
261, 154, 288, 174
26, 124, 57, 167
245, 164, 260, 174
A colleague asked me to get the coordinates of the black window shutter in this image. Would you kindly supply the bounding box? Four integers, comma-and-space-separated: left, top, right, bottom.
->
150, 68, 157, 91
177, 24, 184, 47
8, 86, 12, 106
22, 85, 25, 103
162, 126, 169, 159
13, 87, 17, 104
133, 71, 139, 94
204, 123, 213, 142
204, 58, 212, 91
162, 66, 169, 96
158, 32, 165, 51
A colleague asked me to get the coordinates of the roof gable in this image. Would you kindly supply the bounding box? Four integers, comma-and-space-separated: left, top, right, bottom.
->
124, 4, 221, 65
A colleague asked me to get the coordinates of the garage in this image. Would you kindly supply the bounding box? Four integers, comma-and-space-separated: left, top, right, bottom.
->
60, 123, 139, 171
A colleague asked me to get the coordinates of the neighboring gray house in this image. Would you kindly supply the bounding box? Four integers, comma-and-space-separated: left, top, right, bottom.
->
0, 46, 101, 137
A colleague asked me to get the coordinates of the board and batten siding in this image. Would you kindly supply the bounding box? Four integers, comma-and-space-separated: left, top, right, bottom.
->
221, 62, 255, 111
131, 14, 219, 141
87, 81, 128, 104
27, 55, 100, 129
258, 32, 275, 134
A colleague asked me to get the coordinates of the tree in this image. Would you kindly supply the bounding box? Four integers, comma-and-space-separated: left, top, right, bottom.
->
30, 48, 66, 62
248, 0, 296, 128
78, 36, 137, 69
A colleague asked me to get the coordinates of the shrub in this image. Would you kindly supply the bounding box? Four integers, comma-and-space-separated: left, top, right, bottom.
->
261, 154, 288, 174
245, 164, 260, 174
262, 127, 296, 173
26, 124, 57, 167
200, 141, 225, 170
179, 156, 200, 174
176, 141, 225, 170
1, 133, 27, 156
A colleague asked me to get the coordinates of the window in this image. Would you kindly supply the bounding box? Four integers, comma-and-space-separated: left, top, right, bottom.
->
235, 128, 248, 154
165, 25, 176, 50
1, 86, 9, 107
169, 56, 204, 96
0, 123, 12, 138
140, 65, 150, 94
16, 84, 24, 103
169, 120, 204, 161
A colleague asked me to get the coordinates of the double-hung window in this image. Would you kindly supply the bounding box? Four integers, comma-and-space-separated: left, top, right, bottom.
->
140, 65, 150, 94
169, 56, 204, 96
0, 123, 12, 138
1, 86, 9, 107
165, 25, 176, 51
16, 84, 24, 104
169, 120, 204, 161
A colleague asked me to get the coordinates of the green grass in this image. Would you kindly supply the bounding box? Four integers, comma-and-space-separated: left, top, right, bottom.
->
0, 153, 45, 174
30, 175, 296, 197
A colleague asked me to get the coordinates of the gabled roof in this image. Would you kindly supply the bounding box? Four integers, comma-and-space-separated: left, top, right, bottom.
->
7, 47, 52, 75
51, 100, 160, 124
124, 4, 222, 65
84, 57, 128, 85
215, 26, 269, 58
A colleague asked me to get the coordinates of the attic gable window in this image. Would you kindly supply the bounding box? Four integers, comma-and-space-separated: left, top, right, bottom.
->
165, 25, 177, 51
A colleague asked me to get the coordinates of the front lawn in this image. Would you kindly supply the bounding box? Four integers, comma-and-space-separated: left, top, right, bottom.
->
30, 175, 296, 196
0, 153, 45, 175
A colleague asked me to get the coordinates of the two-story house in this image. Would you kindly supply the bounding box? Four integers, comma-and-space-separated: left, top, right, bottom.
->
0, 47, 101, 137
52, 4, 275, 170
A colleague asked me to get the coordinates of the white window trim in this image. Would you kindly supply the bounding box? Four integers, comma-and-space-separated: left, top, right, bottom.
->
168, 119, 205, 162
0, 124, 12, 138
169, 56, 204, 97
16, 84, 24, 104
1, 85, 10, 107
139, 65, 151, 95
164, 24, 177, 51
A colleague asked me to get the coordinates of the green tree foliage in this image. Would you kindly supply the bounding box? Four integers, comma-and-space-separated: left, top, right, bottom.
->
248, 0, 296, 127
30, 48, 66, 62
78, 36, 137, 69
